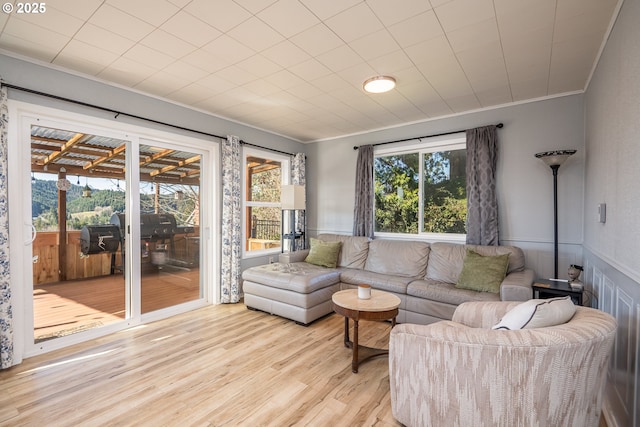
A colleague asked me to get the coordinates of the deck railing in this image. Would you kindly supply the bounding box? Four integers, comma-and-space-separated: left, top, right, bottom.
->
251, 218, 281, 241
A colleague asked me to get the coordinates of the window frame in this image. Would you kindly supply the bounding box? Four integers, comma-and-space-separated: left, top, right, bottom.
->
373, 133, 467, 242
242, 147, 291, 259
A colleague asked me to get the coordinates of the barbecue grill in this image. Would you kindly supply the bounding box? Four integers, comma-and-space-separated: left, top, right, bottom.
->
80, 213, 195, 271
110, 213, 178, 242
79, 224, 121, 255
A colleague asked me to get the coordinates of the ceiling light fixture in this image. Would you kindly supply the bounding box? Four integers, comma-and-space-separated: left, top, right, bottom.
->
363, 76, 396, 93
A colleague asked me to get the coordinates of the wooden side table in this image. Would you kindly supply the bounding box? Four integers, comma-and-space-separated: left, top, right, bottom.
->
532, 278, 584, 305
332, 289, 401, 373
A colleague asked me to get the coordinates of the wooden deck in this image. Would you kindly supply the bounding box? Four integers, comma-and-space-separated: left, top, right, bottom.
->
34, 266, 200, 342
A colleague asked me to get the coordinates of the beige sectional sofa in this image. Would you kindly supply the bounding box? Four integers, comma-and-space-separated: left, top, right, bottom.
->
241, 234, 534, 325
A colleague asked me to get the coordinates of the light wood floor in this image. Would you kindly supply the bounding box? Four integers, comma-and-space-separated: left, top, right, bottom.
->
1, 303, 401, 427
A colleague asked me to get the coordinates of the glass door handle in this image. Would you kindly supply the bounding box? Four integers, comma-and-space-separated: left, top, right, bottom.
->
25, 223, 36, 245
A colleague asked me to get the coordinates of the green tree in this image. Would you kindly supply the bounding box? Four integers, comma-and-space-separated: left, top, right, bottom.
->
374, 150, 467, 235
422, 150, 467, 233
374, 153, 419, 233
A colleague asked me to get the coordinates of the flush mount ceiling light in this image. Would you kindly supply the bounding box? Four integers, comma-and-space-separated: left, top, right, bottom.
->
363, 76, 396, 93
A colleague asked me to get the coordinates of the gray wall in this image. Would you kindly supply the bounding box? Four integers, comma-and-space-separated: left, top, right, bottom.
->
307, 94, 586, 278
583, 0, 640, 425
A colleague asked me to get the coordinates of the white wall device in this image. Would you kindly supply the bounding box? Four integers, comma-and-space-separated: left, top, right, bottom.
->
598, 203, 606, 223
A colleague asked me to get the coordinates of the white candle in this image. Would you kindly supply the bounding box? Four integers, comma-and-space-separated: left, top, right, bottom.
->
358, 284, 371, 299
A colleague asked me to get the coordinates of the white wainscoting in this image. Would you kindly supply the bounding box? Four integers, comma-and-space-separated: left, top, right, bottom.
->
583, 248, 640, 427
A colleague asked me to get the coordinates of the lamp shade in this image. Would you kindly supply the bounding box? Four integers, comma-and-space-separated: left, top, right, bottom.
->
281, 185, 305, 210
535, 149, 576, 167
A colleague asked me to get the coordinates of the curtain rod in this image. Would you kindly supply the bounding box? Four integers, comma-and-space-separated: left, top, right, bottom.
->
1, 81, 227, 140
240, 140, 295, 157
353, 123, 504, 150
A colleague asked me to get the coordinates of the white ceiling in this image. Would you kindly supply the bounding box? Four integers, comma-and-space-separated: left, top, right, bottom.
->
0, 0, 620, 142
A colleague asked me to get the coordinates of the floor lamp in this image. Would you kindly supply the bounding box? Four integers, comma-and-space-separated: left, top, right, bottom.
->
535, 149, 576, 279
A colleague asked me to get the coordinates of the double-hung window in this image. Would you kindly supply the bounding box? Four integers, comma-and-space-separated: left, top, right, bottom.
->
243, 148, 290, 256
374, 134, 467, 240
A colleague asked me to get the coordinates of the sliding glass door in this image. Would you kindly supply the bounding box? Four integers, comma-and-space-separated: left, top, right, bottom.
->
137, 142, 202, 314
11, 105, 216, 356
30, 125, 129, 343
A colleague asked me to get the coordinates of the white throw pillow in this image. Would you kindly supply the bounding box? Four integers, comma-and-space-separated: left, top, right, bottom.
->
492, 296, 576, 330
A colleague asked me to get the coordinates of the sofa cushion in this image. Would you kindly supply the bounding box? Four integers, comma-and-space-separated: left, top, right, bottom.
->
241, 262, 340, 293
318, 234, 370, 269
305, 238, 341, 268
467, 244, 525, 274
492, 296, 576, 330
407, 279, 501, 306
425, 242, 467, 283
364, 239, 430, 277
426, 242, 525, 283
455, 249, 510, 293
339, 269, 413, 295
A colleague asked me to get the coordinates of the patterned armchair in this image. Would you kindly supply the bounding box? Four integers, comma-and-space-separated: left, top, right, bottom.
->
389, 301, 616, 427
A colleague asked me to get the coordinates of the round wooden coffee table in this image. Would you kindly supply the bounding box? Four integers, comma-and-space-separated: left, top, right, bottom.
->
332, 289, 401, 373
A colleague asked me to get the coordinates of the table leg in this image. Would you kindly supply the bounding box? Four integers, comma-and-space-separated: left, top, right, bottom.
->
352, 319, 359, 373
343, 316, 350, 348
392, 317, 396, 328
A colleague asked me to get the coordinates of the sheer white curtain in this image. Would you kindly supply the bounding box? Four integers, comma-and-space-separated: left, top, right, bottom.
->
0, 85, 15, 368
220, 135, 241, 303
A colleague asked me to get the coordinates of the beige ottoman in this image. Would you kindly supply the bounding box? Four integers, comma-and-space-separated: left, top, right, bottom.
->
242, 262, 340, 325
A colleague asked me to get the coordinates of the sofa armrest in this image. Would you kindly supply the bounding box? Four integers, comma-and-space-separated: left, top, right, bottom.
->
278, 250, 309, 263
452, 301, 521, 328
500, 268, 535, 301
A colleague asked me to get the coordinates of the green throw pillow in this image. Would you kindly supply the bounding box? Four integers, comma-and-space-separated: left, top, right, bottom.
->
456, 249, 510, 293
305, 238, 342, 268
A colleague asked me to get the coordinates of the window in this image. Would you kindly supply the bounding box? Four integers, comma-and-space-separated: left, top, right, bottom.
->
374, 135, 467, 238
243, 148, 290, 255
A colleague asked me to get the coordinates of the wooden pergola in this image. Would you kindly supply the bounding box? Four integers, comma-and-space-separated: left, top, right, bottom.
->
31, 127, 201, 184
31, 125, 201, 280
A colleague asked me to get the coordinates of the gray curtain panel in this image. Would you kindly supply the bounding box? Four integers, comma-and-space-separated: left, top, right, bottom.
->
466, 125, 499, 245
353, 145, 374, 237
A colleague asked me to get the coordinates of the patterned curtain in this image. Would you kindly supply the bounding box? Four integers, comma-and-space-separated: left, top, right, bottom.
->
353, 145, 374, 237
466, 125, 499, 245
220, 135, 241, 303
291, 153, 306, 243
291, 152, 305, 185
0, 86, 14, 369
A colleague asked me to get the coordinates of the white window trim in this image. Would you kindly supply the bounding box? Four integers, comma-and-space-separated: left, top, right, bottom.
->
373, 133, 467, 242
242, 147, 291, 259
